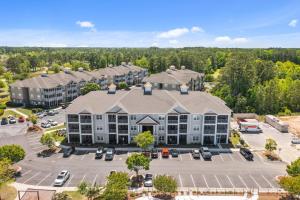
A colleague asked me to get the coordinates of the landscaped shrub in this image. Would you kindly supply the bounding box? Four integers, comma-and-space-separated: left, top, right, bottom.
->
0, 145, 26, 163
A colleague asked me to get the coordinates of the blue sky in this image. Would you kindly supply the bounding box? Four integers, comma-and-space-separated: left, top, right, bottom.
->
0, 0, 299, 47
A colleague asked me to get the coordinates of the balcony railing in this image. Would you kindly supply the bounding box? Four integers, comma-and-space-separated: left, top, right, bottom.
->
109, 129, 116, 133
168, 120, 178, 124
217, 119, 228, 123
68, 118, 78, 123
204, 120, 216, 124
69, 129, 79, 133
204, 130, 215, 134
81, 119, 91, 123
179, 129, 187, 133
168, 130, 178, 134
81, 129, 92, 134
118, 130, 128, 134
179, 119, 188, 123
118, 119, 128, 123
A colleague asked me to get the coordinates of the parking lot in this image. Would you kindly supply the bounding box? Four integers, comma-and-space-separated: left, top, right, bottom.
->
38, 108, 66, 128
16, 150, 285, 189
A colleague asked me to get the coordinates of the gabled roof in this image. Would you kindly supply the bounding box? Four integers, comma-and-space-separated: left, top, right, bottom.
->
136, 115, 160, 125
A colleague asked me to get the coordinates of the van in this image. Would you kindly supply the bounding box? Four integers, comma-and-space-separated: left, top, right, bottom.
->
161, 148, 169, 158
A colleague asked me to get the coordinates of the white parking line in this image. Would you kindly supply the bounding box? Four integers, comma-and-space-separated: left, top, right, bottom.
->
214, 175, 222, 188
81, 154, 86, 161
81, 174, 86, 183
189, 153, 193, 160
226, 175, 234, 188
237, 153, 246, 162
229, 154, 234, 161
255, 152, 264, 162
238, 175, 248, 189
66, 175, 73, 187
92, 174, 98, 185
159, 153, 162, 160
178, 174, 183, 187
69, 155, 73, 160
23, 172, 41, 184
22, 170, 32, 176
190, 174, 196, 187
37, 173, 51, 186
219, 154, 225, 162
179, 154, 182, 161
250, 175, 262, 188
261, 174, 275, 188
202, 175, 209, 188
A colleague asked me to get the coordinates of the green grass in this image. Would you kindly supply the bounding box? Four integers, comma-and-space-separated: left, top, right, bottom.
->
1, 110, 21, 118
16, 108, 33, 116
45, 124, 65, 132
63, 191, 85, 200
0, 184, 17, 200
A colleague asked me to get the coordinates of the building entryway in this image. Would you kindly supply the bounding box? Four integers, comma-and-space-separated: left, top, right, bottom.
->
203, 136, 215, 145
179, 135, 187, 145
109, 134, 117, 145
167, 136, 177, 145
142, 125, 153, 134
118, 135, 128, 145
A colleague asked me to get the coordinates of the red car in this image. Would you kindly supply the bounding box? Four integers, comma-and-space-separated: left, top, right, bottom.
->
18, 116, 25, 123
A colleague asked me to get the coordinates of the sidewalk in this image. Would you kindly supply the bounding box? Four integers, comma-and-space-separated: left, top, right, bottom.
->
11, 182, 77, 194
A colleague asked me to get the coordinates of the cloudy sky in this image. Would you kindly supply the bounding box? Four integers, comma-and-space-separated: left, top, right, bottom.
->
0, 0, 299, 48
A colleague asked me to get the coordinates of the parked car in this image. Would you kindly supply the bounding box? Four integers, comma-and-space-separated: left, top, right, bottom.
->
63, 147, 74, 158
1, 118, 8, 125
192, 149, 201, 159
291, 137, 300, 144
170, 149, 179, 157
144, 174, 153, 187
161, 148, 169, 158
142, 150, 151, 158
9, 117, 17, 124
200, 147, 212, 160
18, 116, 25, 123
240, 148, 253, 160
54, 170, 70, 186
151, 149, 159, 159
47, 110, 55, 116
37, 112, 46, 118
41, 122, 51, 128
105, 148, 115, 161
95, 147, 104, 159
48, 119, 58, 126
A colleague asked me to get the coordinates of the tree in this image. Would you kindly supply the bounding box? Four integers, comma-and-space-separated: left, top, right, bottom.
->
126, 153, 150, 177
118, 82, 128, 89
133, 131, 154, 150
28, 114, 37, 125
0, 144, 25, 163
101, 172, 129, 200
265, 138, 277, 153
279, 175, 300, 196
3, 72, 13, 83
80, 82, 100, 95
286, 158, 300, 177
0, 158, 15, 187
40, 133, 55, 149
78, 181, 88, 194
77, 181, 103, 200
153, 175, 177, 196
53, 192, 70, 200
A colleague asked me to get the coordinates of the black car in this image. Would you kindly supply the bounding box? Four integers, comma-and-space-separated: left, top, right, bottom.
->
170, 149, 179, 157
95, 147, 104, 159
151, 149, 159, 159
240, 148, 253, 160
63, 147, 74, 158
105, 148, 115, 161
1, 118, 8, 125
200, 147, 212, 160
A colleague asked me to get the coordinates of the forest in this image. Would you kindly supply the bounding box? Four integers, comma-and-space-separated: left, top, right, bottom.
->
0, 47, 300, 115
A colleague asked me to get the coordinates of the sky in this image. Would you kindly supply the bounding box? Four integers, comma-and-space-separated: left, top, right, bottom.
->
0, 0, 299, 48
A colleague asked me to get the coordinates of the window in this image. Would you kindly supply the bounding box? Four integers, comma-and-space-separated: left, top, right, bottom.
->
96, 115, 102, 120
130, 115, 136, 120
131, 126, 137, 131
217, 124, 228, 133
159, 136, 165, 141
97, 136, 104, 141
217, 115, 228, 123
96, 126, 103, 131
193, 126, 200, 131
193, 136, 199, 141
204, 125, 215, 134
193, 115, 200, 120
204, 116, 216, 124
158, 115, 165, 120
159, 126, 164, 131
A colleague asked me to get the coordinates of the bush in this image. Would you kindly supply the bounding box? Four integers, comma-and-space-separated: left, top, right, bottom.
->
0, 103, 7, 109
204, 74, 214, 82
153, 175, 177, 195
0, 109, 4, 116
118, 82, 128, 90
0, 145, 25, 163
77, 181, 88, 195
287, 158, 300, 177
32, 108, 43, 113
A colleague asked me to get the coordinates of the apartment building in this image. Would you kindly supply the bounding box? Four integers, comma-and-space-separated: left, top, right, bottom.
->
65, 83, 231, 146
142, 65, 204, 91
9, 63, 147, 108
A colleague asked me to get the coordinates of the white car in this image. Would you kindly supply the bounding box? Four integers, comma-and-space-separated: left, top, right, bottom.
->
48, 119, 58, 126
291, 138, 300, 144
144, 174, 153, 187
41, 122, 51, 128
54, 170, 70, 186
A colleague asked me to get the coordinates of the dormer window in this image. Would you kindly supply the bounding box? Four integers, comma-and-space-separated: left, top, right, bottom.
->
143, 82, 152, 95
108, 83, 116, 94
180, 84, 188, 94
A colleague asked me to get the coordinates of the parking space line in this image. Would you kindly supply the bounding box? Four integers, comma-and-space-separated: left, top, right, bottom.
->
255, 152, 264, 162
69, 155, 73, 160
189, 153, 193, 160
23, 172, 41, 184
229, 154, 234, 161
237, 153, 246, 162
219, 154, 225, 162
179, 154, 182, 161
238, 175, 248, 189
37, 173, 51, 186
202, 175, 209, 188
66, 175, 73, 187
190, 174, 196, 187
81, 174, 86, 183
22, 170, 32, 176
178, 174, 183, 187
92, 174, 98, 185
81, 154, 86, 161
261, 174, 274, 188
250, 175, 261, 188
226, 175, 234, 188
214, 175, 222, 188
159, 153, 162, 160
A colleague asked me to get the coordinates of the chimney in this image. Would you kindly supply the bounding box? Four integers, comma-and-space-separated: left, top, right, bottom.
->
108, 83, 117, 94
166, 69, 172, 74
78, 67, 84, 72
181, 65, 186, 70
180, 84, 189, 94
143, 82, 152, 95
169, 65, 176, 70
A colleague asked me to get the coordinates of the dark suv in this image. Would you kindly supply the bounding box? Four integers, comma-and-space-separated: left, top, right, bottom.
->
1, 118, 8, 125
151, 149, 159, 159
200, 147, 212, 160
240, 148, 253, 160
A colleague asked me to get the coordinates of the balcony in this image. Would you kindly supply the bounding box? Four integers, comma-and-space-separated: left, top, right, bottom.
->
109, 129, 116, 133
118, 130, 128, 134
204, 119, 216, 124
180, 119, 187, 123
81, 119, 91, 123
179, 129, 187, 133
69, 129, 79, 133
108, 115, 116, 123
118, 118, 128, 123
168, 130, 178, 134
81, 129, 92, 134
168, 120, 178, 124
68, 115, 79, 122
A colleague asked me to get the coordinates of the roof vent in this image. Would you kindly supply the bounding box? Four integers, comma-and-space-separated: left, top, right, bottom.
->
108, 83, 117, 94
180, 84, 189, 94
169, 65, 176, 70
166, 69, 172, 74
78, 67, 84, 72
143, 82, 152, 95
181, 65, 186, 70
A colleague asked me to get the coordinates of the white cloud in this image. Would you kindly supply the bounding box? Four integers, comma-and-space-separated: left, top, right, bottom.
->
157, 28, 189, 39
76, 21, 95, 28
191, 26, 204, 33
169, 40, 178, 44
215, 36, 248, 44
288, 19, 298, 27
151, 42, 159, 47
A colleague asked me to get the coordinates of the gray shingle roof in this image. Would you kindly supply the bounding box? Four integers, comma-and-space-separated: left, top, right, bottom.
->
66, 88, 231, 115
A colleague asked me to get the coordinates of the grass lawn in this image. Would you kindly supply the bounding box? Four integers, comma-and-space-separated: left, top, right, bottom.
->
63, 191, 85, 200
0, 184, 17, 200
45, 124, 65, 132
16, 108, 33, 116
1, 109, 22, 118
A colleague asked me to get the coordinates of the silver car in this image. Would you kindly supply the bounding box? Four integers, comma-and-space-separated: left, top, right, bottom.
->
54, 170, 70, 186
291, 138, 300, 144
144, 174, 153, 187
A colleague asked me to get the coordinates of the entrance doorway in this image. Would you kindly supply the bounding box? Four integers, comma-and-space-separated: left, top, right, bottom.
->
142, 125, 153, 134
167, 136, 177, 145
109, 134, 117, 145
118, 135, 128, 145
179, 135, 187, 145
